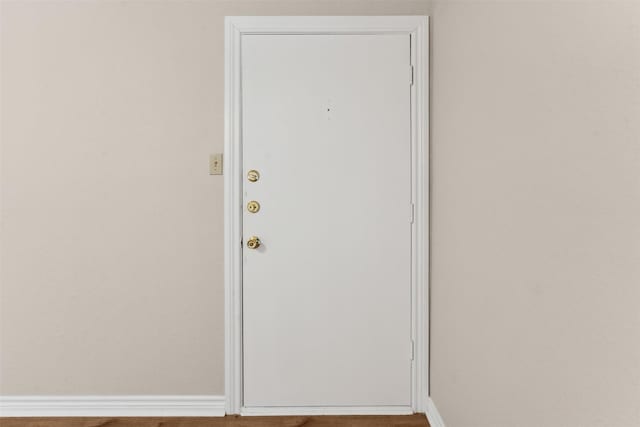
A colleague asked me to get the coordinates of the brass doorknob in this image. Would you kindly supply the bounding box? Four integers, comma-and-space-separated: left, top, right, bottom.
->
246, 236, 261, 249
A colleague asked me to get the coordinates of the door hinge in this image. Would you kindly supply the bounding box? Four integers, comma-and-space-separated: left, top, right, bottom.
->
410, 340, 415, 360
409, 65, 414, 86
410, 203, 415, 224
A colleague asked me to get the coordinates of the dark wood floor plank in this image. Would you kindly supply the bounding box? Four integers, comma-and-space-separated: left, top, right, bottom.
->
0, 415, 429, 427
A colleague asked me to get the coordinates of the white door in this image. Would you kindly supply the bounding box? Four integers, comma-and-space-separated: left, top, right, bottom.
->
241, 33, 413, 409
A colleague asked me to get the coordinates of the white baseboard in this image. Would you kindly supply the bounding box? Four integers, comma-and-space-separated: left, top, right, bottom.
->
0, 395, 225, 417
0, 395, 440, 422
241, 405, 414, 416
425, 397, 446, 427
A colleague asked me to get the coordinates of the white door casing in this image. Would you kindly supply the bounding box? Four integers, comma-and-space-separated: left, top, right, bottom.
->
224, 16, 429, 416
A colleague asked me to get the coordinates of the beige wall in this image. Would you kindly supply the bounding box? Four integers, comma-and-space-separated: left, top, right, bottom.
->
429, 2, 640, 427
0, 0, 429, 396
1, 1, 640, 426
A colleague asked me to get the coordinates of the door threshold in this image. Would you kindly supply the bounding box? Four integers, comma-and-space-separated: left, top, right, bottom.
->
240, 406, 414, 416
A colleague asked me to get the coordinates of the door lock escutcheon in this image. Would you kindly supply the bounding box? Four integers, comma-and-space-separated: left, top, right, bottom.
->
247, 200, 261, 213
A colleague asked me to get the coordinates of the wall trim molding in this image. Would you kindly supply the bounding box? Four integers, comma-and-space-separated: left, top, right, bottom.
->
425, 397, 447, 427
224, 15, 430, 415
0, 395, 225, 417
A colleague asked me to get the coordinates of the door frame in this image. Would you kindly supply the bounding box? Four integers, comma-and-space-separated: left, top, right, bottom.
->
224, 15, 430, 416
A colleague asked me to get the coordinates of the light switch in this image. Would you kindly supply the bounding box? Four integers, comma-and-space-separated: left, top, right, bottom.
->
210, 153, 223, 175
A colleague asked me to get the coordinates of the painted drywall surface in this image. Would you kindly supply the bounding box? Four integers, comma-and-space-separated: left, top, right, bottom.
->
2, 1, 640, 426
0, 0, 428, 396
429, 1, 640, 427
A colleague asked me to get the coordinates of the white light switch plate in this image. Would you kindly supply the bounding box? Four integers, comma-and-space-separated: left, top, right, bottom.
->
210, 153, 223, 175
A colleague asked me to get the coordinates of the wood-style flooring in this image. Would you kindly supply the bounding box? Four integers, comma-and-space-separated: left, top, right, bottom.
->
0, 415, 430, 427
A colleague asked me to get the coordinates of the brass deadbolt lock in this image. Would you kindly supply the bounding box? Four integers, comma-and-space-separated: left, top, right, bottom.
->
247, 200, 261, 213
246, 236, 261, 249
247, 170, 260, 182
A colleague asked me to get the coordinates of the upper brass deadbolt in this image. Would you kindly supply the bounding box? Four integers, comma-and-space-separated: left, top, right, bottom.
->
247, 170, 260, 182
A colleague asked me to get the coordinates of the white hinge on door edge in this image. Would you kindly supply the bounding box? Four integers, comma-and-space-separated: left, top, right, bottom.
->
409, 65, 414, 86
410, 340, 415, 360
410, 203, 415, 223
